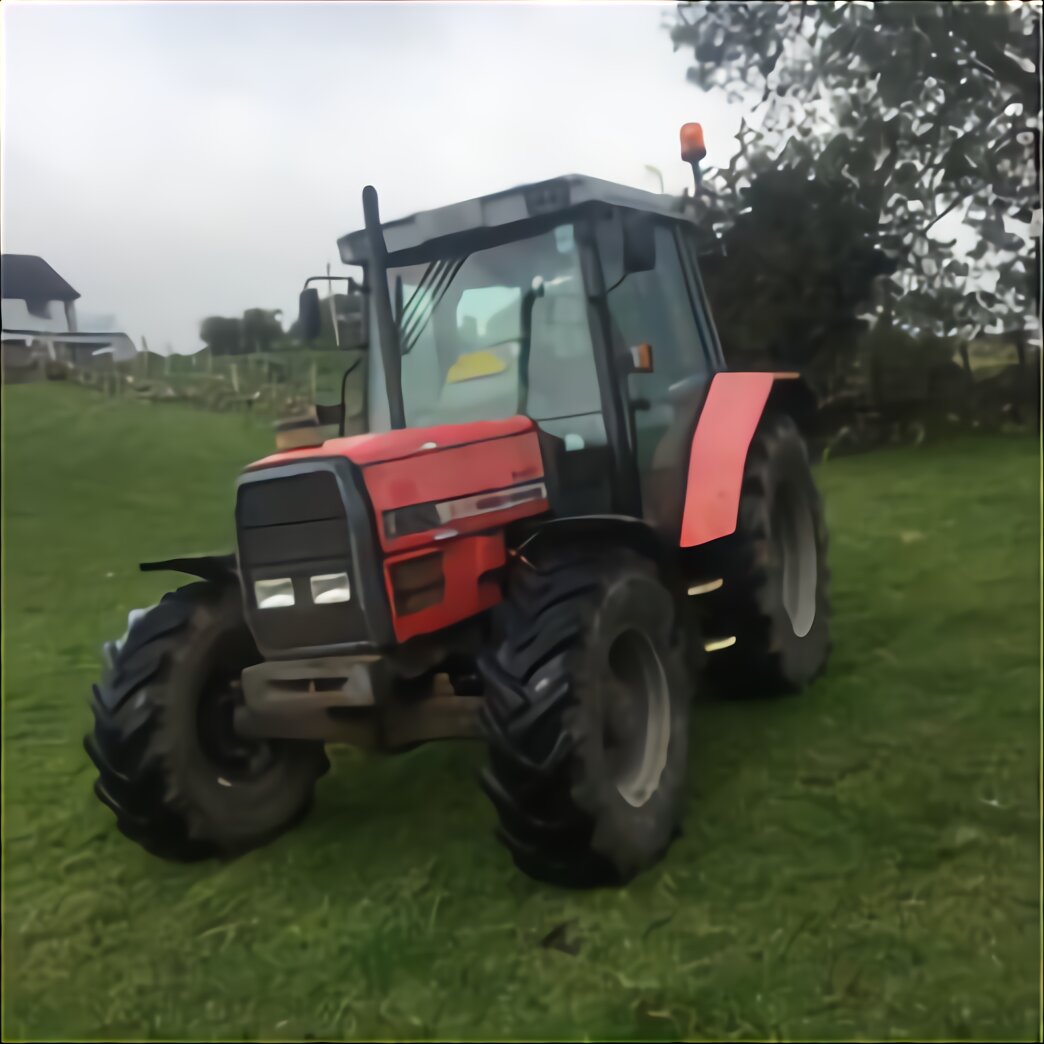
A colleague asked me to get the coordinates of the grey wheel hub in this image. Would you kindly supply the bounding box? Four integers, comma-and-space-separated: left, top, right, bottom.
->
603, 629, 671, 808
773, 482, 818, 638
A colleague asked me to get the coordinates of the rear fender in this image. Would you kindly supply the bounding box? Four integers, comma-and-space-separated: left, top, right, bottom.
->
680, 372, 816, 548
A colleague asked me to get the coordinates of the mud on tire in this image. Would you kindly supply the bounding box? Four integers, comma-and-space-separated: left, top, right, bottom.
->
85, 581, 328, 860
478, 547, 693, 888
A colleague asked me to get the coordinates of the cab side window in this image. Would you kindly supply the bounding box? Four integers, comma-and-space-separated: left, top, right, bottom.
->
601, 222, 708, 396
599, 219, 709, 476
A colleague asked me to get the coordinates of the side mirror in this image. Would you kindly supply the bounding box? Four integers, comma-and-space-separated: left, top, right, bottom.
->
298, 275, 370, 350
622, 212, 656, 275
298, 288, 321, 342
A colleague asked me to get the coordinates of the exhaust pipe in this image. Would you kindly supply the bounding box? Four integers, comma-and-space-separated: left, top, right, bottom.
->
362, 184, 406, 430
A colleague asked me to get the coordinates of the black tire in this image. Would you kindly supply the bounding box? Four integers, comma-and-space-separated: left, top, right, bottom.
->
478, 547, 693, 888
698, 412, 832, 695
85, 581, 328, 860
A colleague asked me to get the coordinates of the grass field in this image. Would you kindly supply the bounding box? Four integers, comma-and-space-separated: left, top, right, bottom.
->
2, 383, 1039, 1042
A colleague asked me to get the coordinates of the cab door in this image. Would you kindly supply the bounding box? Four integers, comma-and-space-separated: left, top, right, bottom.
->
596, 217, 719, 536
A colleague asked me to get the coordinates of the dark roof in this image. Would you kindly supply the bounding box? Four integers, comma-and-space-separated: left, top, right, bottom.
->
1, 254, 80, 302
338, 175, 692, 263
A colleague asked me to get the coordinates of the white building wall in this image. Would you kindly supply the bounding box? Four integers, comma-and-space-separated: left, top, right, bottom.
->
1, 297, 72, 333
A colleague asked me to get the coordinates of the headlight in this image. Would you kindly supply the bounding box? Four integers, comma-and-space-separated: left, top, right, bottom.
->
310, 572, 351, 604
254, 577, 295, 609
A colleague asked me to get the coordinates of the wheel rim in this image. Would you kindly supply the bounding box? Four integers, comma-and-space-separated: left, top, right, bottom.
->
603, 628, 671, 808
772, 480, 818, 638
196, 637, 275, 783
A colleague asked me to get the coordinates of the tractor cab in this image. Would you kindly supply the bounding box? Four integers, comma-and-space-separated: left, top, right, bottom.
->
298, 172, 726, 537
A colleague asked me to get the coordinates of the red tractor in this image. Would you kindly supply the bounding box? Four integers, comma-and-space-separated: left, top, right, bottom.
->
86, 126, 830, 886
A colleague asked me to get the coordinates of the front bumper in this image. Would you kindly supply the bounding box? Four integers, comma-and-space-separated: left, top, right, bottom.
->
234, 655, 482, 749
235, 655, 381, 745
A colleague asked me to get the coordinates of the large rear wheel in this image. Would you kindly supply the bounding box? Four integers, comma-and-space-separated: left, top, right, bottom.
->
85, 581, 328, 860
478, 547, 693, 887
696, 412, 832, 695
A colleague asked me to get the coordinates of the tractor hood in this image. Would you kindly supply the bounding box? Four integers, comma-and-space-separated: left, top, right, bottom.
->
242, 413, 549, 559
245, 415, 535, 472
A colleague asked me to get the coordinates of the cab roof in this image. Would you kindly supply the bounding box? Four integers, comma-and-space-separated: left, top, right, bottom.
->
337, 174, 692, 264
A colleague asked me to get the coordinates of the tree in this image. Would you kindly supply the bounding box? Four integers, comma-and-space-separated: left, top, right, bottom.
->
691, 165, 895, 393
241, 308, 284, 354
199, 315, 242, 356
201, 309, 287, 355
670, 0, 1040, 343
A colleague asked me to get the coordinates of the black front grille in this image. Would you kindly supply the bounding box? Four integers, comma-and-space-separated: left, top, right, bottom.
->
237, 471, 347, 530
237, 469, 351, 572
236, 466, 378, 655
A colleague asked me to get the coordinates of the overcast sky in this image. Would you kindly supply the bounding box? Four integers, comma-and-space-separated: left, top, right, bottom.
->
2, 1, 747, 353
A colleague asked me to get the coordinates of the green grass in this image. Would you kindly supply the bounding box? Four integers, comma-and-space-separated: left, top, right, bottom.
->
2, 383, 1040, 1042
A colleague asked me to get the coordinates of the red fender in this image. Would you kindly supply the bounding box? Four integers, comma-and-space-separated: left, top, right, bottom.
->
680, 371, 800, 547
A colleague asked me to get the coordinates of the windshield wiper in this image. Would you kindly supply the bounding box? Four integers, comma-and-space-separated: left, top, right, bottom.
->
401, 255, 468, 355
398, 260, 442, 336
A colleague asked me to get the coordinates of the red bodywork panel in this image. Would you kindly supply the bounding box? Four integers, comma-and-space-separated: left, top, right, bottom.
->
364, 433, 545, 554
383, 533, 507, 643
248, 415, 536, 470
680, 371, 797, 547
245, 416, 547, 643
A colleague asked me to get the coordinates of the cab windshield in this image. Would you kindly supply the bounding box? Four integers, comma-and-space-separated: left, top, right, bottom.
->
367, 223, 603, 440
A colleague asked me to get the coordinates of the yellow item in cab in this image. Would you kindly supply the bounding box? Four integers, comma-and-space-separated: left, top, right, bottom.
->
446, 349, 509, 384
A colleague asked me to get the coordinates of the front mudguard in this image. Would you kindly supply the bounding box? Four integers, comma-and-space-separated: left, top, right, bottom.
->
139, 553, 238, 584
101, 554, 240, 669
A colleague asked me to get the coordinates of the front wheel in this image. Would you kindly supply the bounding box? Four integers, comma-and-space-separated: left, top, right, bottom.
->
478, 547, 694, 887
85, 581, 328, 860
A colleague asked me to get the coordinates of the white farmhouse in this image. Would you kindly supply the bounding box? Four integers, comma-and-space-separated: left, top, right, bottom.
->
1, 254, 136, 378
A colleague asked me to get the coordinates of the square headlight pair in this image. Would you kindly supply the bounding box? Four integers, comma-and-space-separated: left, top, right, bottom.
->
253, 573, 350, 609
